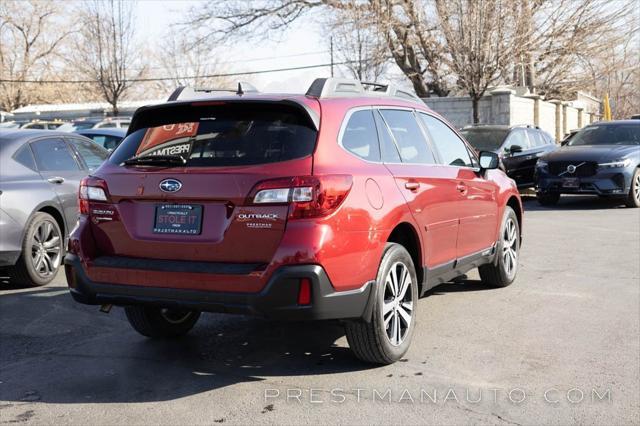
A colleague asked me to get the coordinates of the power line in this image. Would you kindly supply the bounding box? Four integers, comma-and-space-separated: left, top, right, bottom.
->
0, 61, 354, 84
129, 50, 332, 72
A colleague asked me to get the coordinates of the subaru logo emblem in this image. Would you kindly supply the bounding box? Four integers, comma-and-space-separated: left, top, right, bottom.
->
567, 165, 576, 174
159, 178, 182, 193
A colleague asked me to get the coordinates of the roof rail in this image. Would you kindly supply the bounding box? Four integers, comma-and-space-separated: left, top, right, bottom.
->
306, 78, 421, 102
167, 82, 259, 101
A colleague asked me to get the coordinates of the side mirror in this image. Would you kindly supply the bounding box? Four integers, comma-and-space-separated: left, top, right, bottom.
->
479, 151, 499, 170
509, 144, 523, 154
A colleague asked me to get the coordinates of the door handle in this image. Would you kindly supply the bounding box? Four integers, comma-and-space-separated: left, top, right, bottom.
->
47, 177, 65, 184
456, 183, 467, 193
404, 181, 420, 191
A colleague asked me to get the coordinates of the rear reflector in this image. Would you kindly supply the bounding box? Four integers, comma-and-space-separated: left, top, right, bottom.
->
298, 278, 312, 305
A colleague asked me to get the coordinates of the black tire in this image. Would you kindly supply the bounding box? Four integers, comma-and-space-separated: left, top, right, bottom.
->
345, 243, 419, 364
479, 206, 520, 288
536, 191, 560, 206
7, 212, 63, 288
624, 168, 640, 208
125, 306, 201, 338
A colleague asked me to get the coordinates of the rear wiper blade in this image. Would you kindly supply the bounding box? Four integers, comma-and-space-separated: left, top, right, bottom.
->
123, 155, 186, 167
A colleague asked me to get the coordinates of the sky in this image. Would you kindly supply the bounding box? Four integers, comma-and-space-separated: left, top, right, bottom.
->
135, 0, 336, 94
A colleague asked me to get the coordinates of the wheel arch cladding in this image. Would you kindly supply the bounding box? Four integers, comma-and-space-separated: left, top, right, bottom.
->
506, 196, 522, 240
38, 205, 66, 236
386, 222, 423, 290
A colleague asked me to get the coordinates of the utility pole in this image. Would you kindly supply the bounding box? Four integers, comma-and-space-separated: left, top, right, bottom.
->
330, 37, 334, 77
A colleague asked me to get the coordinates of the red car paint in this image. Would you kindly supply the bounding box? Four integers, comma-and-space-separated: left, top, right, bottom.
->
67, 92, 522, 297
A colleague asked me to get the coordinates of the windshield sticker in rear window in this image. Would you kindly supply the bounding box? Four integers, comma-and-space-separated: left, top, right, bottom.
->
136, 123, 199, 157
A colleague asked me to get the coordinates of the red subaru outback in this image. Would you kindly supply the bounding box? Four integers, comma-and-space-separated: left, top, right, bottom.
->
65, 78, 522, 364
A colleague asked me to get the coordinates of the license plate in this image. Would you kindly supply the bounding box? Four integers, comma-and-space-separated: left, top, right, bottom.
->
562, 178, 580, 188
153, 204, 202, 235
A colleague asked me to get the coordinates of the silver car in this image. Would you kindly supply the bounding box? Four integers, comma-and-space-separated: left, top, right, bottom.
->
0, 130, 109, 287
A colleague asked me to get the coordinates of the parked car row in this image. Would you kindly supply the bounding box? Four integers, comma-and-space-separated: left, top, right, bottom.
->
1, 79, 638, 365
460, 121, 640, 207
0, 117, 131, 132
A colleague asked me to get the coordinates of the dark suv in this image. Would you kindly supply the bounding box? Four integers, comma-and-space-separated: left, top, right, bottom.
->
460, 125, 556, 188
65, 78, 523, 364
535, 120, 640, 207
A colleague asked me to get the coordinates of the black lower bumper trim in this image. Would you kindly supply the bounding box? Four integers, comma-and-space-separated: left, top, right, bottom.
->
64, 254, 375, 321
92, 256, 264, 275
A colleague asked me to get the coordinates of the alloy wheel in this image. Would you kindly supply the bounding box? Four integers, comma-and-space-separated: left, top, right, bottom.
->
30, 220, 62, 278
382, 261, 414, 346
634, 174, 640, 202
502, 218, 518, 278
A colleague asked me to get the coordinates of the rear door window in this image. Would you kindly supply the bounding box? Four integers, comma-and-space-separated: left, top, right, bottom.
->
504, 129, 530, 151
110, 103, 317, 167
527, 129, 546, 147
68, 138, 108, 171
379, 109, 435, 164
13, 145, 37, 171
30, 138, 80, 171
340, 109, 380, 162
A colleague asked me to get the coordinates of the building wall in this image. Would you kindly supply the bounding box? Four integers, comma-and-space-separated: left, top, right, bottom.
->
423, 88, 598, 141
565, 107, 579, 132
509, 96, 535, 126
538, 102, 556, 136
422, 97, 474, 128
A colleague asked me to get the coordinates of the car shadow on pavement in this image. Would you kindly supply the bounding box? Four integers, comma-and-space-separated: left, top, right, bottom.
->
425, 279, 497, 296
0, 287, 377, 405
521, 194, 630, 211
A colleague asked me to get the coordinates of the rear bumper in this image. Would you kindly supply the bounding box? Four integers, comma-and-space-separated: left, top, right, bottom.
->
0, 209, 23, 266
0, 251, 20, 267
64, 254, 375, 321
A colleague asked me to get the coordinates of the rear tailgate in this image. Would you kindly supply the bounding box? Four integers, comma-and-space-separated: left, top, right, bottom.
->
88, 100, 318, 264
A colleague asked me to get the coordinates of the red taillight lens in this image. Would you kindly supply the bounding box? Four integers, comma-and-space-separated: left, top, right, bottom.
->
248, 175, 352, 219
298, 278, 312, 305
79, 176, 110, 215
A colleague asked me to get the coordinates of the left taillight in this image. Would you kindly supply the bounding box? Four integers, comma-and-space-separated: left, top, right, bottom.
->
79, 176, 110, 215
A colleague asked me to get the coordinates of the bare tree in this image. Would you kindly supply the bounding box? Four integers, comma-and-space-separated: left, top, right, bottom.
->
590, 34, 640, 119
71, 0, 144, 115
182, 0, 451, 97
328, 6, 388, 82
435, 0, 518, 123
149, 32, 232, 96
515, 0, 635, 97
0, 0, 74, 111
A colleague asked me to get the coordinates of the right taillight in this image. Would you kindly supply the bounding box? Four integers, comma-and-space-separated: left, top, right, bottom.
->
79, 176, 111, 215
248, 175, 353, 219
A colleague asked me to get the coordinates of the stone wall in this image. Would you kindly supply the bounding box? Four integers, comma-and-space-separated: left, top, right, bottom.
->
423, 88, 600, 141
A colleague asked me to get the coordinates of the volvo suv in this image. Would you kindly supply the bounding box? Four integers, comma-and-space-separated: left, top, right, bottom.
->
65, 79, 523, 364
535, 120, 640, 207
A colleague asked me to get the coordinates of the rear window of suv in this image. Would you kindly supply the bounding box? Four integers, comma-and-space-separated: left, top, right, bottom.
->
110, 103, 317, 167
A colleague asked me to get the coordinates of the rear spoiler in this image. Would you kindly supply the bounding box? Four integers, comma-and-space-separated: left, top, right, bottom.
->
127, 98, 320, 135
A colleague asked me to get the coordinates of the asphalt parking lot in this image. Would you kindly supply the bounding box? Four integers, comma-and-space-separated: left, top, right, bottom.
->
1, 196, 639, 425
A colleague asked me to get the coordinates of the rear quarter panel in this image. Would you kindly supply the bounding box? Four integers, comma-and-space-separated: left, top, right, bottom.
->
307, 99, 421, 290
